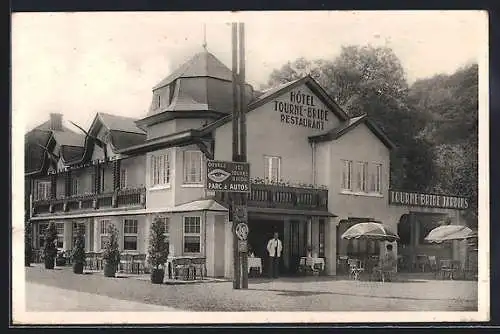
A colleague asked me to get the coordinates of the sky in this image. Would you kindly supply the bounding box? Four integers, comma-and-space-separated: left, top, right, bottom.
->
12, 11, 487, 132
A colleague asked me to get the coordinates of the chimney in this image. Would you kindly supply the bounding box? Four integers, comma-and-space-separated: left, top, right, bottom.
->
50, 113, 63, 131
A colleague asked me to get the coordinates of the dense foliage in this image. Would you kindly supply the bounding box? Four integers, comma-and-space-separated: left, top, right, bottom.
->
265, 46, 478, 227
71, 224, 86, 265
148, 217, 169, 269
43, 222, 58, 264
102, 224, 121, 266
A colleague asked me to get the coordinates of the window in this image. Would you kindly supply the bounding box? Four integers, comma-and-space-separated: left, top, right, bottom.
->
36, 181, 51, 200
38, 223, 48, 248
72, 222, 86, 248
56, 223, 64, 249
375, 164, 382, 193
183, 151, 203, 184
264, 156, 281, 182
71, 178, 79, 196
123, 219, 138, 251
155, 216, 170, 252
158, 95, 161, 109
120, 168, 127, 189
151, 152, 170, 186
183, 217, 201, 253
341, 160, 353, 190
99, 220, 112, 250
355, 162, 368, 192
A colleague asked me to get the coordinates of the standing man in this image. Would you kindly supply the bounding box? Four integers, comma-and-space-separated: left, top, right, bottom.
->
266, 232, 282, 278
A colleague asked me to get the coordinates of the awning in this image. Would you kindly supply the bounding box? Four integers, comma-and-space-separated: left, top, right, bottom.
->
169, 199, 228, 213
248, 206, 336, 218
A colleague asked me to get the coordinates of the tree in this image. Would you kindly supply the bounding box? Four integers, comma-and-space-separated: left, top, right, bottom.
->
71, 225, 86, 274
25, 221, 32, 267
148, 217, 169, 284
43, 222, 58, 269
265, 45, 437, 192
102, 224, 120, 277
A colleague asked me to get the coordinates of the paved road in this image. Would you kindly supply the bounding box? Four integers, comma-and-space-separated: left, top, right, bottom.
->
25, 266, 478, 312
25, 282, 183, 312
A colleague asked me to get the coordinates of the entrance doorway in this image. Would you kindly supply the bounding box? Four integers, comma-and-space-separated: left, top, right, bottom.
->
247, 219, 285, 276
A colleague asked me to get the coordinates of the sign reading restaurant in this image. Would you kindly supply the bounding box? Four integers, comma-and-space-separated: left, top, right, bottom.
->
274, 90, 329, 130
206, 160, 251, 193
389, 190, 469, 210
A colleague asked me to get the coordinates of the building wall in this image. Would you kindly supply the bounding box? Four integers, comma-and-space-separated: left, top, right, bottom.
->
214, 83, 342, 184
120, 155, 146, 189
145, 147, 175, 209
147, 121, 176, 140
173, 145, 206, 206
326, 123, 391, 222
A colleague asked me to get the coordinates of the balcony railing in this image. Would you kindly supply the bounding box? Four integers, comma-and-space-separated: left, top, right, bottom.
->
216, 183, 328, 211
32, 187, 146, 216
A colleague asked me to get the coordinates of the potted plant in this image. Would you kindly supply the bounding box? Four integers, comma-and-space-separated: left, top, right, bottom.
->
148, 217, 169, 284
102, 223, 120, 277
71, 224, 86, 274
43, 222, 58, 269
25, 221, 32, 267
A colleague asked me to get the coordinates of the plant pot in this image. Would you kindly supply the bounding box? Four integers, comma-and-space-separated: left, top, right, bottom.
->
44, 257, 55, 269
73, 262, 84, 274
150, 268, 165, 284
103, 262, 116, 277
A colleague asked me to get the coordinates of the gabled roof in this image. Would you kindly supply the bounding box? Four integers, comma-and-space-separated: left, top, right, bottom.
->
98, 112, 146, 135
60, 145, 86, 164
308, 113, 396, 150
198, 75, 350, 136
25, 129, 53, 174
152, 50, 234, 90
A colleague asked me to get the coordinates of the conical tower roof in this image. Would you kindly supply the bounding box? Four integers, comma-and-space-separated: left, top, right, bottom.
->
152, 50, 234, 90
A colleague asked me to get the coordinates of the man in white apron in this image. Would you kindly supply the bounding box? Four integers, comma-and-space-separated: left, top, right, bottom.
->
266, 232, 283, 278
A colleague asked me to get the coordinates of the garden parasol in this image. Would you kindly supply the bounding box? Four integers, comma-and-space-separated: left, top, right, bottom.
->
341, 222, 400, 242
424, 225, 476, 243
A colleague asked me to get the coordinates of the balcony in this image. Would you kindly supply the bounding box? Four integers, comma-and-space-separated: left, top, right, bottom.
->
32, 187, 146, 216
216, 183, 328, 212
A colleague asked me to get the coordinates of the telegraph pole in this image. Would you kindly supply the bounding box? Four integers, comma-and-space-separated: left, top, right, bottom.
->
230, 22, 249, 290
238, 22, 248, 289
231, 22, 241, 289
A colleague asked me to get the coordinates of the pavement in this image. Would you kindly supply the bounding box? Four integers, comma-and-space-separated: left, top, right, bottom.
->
24, 264, 478, 312
25, 282, 183, 312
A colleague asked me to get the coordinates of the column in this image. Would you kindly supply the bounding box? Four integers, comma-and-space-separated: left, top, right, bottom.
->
85, 219, 91, 251
306, 217, 312, 253
64, 171, 72, 197
93, 218, 100, 252
325, 216, 340, 276
224, 217, 234, 279
50, 174, 57, 199
283, 218, 291, 272
64, 221, 72, 250
113, 159, 121, 191
93, 163, 100, 194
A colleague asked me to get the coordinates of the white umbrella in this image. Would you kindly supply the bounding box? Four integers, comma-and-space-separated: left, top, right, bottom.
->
424, 225, 476, 243
341, 222, 400, 242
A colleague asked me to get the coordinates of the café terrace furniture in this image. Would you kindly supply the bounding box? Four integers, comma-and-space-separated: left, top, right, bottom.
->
337, 255, 349, 275
348, 258, 364, 280
167, 256, 207, 281
299, 256, 325, 275
428, 255, 438, 277
415, 254, 429, 272
131, 254, 147, 275
248, 257, 263, 275
438, 259, 461, 280
119, 253, 137, 274
85, 252, 100, 271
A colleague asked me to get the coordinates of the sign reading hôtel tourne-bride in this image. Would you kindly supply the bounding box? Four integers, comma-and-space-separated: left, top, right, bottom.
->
273, 90, 330, 130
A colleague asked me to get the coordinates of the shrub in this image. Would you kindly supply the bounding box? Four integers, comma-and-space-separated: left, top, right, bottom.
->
71, 224, 86, 265
43, 222, 58, 268
102, 223, 120, 267
25, 221, 32, 267
148, 217, 169, 270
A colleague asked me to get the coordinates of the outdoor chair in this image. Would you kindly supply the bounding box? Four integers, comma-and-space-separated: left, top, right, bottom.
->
415, 254, 429, 272
428, 256, 438, 277
191, 257, 207, 280
119, 253, 134, 273
347, 259, 364, 280
132, 254, 147, 275
173, 258, 193, 280
85, 252, 97, 271
439, 259, 455, 280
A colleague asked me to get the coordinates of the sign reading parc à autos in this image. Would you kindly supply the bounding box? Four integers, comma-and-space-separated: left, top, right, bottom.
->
389, 190, 469, 210
206, 160, 251, 193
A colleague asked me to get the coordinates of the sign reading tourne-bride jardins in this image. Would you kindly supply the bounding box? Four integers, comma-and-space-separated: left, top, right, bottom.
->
389, 190, 469, 210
